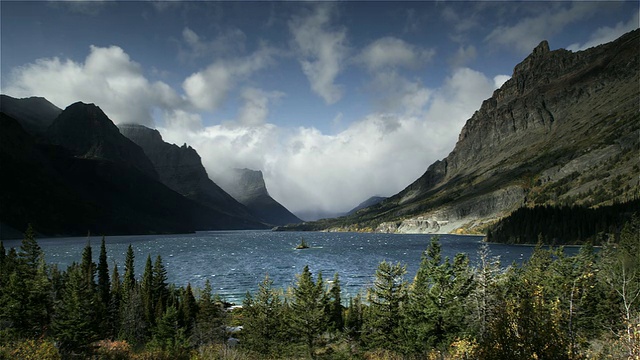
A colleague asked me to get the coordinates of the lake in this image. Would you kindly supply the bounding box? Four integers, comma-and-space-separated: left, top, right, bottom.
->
2, 231, 578, 303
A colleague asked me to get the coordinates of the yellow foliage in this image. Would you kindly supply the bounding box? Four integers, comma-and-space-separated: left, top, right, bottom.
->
0, 339, 61, 360
449, 337, 479, 360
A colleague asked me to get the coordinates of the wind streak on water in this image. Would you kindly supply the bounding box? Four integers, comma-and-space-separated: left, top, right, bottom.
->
3, 231, 577, 304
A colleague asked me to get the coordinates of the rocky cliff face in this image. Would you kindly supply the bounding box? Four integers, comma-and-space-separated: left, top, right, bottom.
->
47, 102, 158, 180
296, 29, 640, 234
217, 168, 302, 226
118, 124, 261, 222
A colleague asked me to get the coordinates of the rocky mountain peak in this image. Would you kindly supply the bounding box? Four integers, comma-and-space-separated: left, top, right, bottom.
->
47, 102, 158, 179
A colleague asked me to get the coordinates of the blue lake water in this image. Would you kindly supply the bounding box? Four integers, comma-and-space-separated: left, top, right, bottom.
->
3, 231, 579, 303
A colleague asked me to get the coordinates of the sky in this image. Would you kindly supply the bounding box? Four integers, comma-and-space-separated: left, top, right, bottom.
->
2, 1, 638, 219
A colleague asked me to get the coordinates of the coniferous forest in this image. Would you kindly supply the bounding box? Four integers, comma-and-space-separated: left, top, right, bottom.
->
0, 219, 639, 360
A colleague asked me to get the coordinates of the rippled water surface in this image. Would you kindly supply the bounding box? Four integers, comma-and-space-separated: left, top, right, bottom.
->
3, 231, 577, 303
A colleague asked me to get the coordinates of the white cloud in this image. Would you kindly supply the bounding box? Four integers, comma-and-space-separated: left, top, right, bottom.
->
485, 2, 600, 54
357, 37, 435, 71
182, 46, 276, 111
289, 4, 348, 104
567, 11, 639, 51
237, 88, 285, 126
159, 66, 495, 215
5, 45, 183, 126
493, 75, 511, 89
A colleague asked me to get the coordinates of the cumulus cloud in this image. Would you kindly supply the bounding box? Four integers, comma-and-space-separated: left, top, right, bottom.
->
182, 46, 276, 111
357, 37, 435, 71
5, 45, 183, 126
237, 88, 285, 126
289, 4, 348, 104
493, 75, 511, 89
567, 11, 639, 51
485, 2, 600, 54
159, 66, 496, 215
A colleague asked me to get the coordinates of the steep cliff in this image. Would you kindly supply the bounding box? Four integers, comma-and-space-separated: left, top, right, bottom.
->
118, 124, 263, 223
286, 29, 640, 234
217, 168, 302, 226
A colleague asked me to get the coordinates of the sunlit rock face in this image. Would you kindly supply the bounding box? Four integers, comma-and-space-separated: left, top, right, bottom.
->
287, 29, 640, 234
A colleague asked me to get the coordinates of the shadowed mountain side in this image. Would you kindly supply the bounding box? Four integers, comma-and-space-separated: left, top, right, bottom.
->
216, 169, 303, 226
118, 124, 263, 224
1, 107, 267, 239
279, 29, 640, 234
47, 102, 159, 180
0, 95, 62, 137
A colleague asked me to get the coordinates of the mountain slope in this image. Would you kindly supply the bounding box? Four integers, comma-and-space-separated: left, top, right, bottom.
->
47, 102, 159, 180
118, 124, 262, 223
217, 168, 303, 226
1, 102, 267, 238
285, 29, 640, 234
0, 95, 62, 137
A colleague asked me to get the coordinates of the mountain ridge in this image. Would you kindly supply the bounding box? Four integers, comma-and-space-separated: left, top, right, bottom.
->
281, 29, 639, 234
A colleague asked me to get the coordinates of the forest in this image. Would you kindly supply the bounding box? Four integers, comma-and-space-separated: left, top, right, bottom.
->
0, 218, 638, 360
487, 199, 639, 245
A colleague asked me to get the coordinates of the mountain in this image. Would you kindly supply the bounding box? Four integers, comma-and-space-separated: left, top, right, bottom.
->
346, 196, 388, 216
282, 29, 640, 234
118, 124, 262, 223
1, 100, 267, 238
0, 95, 62, 137
216, 168, 303, 226
47, 102, 159, 180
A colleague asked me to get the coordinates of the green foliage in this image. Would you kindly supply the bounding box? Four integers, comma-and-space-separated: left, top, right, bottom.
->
241, 275, 287, 356
362, 261, 407, 351
291, 265, 328, 357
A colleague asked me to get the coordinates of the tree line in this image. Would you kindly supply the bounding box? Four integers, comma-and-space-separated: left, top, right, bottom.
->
1, 219, 638, 359
487, 198, 639, 245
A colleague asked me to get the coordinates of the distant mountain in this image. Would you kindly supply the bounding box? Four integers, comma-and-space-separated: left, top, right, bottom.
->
281, 29, 640, 234
119, 124, 262, 223
0, 100, 267, 238
346, 196, 387, 216
0, 95, 61, 137
216, 168, 302, 226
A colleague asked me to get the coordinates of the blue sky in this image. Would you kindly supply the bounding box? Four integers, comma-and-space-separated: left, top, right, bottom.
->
2, 1, 638, 217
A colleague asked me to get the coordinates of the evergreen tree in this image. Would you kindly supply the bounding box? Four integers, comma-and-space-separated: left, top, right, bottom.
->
141, 255, 155, 326
80, 241, 96, 290
152, 255, 169, 318
149, 305, 189, 355
242, 275, 286, 355
52, 264, 99, 357
327, 273, 344, 332
122, 245, 136, 301
180, 283, 198, 334
362, 261, 407, 351
193, 279, 225, 346
97, 237, 110, 307
344, 294, 364, 340
108, 263, 121, 339
291, 265, 327, 358
119, 286, 147, 345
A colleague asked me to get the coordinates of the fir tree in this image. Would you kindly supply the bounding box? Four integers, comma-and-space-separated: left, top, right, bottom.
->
363, 261, 407, 351
242, 275, 286, 355
327, 273, 344, 332
97, 237, 110, 307
291, 265, 327, 358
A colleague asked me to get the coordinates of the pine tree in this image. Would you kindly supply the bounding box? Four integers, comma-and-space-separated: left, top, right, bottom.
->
193, 279, 225, 346
80, 241, 96, 289
291, 265, 327, 358
362, 261, 407, 351
327, 273, 344, 332
97, 237, 110, 307
180, 283, 198, 334
141, 255, 155, 326
122, 245, 136, 301
242, 275, 286, 355
152, 255, 169, 318
52, 264, 99, 356
344, 294, 364, 340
